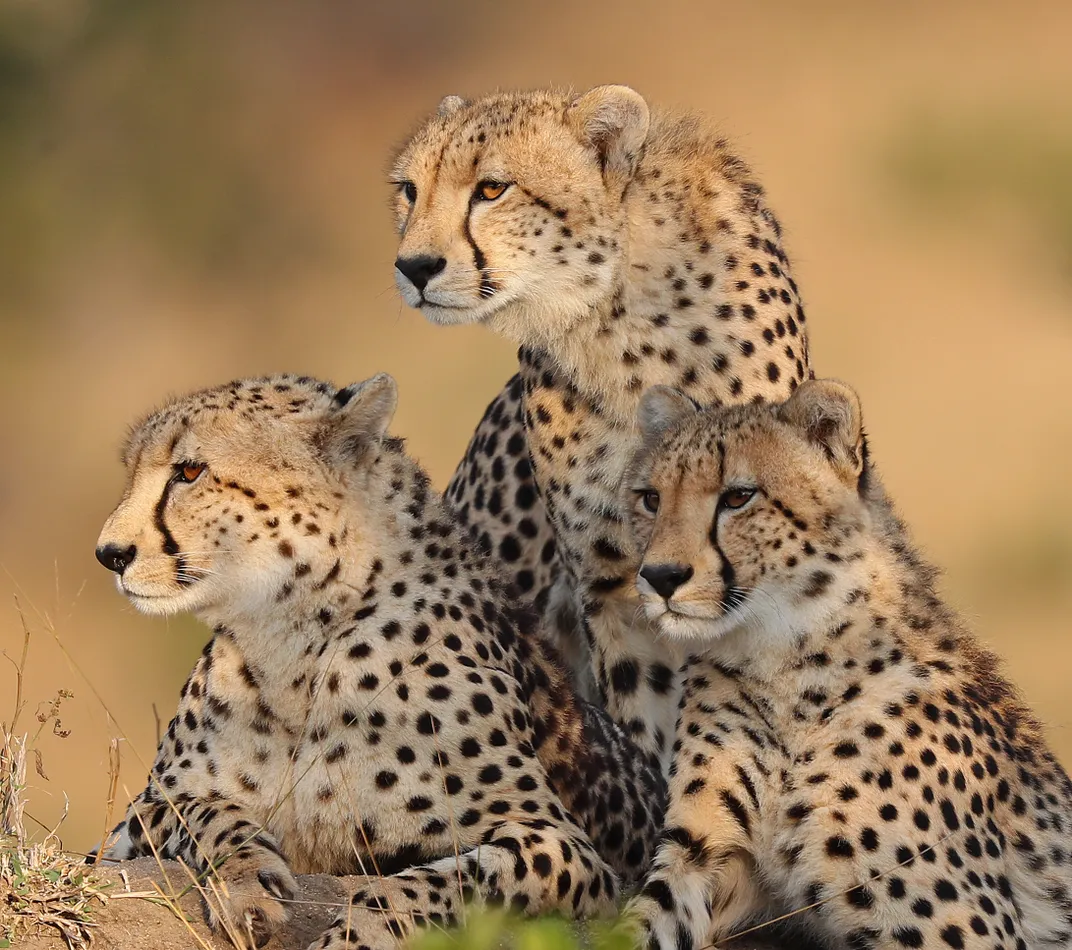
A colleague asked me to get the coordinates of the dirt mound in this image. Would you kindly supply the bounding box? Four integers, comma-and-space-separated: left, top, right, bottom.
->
12, 857, 356, 950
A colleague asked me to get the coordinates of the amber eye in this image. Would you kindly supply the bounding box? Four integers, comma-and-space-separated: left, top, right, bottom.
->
720, 487, 756, 510
476, 180, 508, 201
640, 490, 660, 513
402, 181, 417, 202
176, 462, 205, 484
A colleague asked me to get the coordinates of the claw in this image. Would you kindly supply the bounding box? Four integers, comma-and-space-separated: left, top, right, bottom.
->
258, 867, 297, 902
245, 906, 273, 948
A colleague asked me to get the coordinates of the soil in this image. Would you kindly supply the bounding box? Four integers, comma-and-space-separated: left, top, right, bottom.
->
13, 857, 358, 950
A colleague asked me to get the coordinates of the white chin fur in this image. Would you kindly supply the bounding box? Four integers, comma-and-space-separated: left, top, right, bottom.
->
418, 303, 484, 327
657, 614, 720, 641
122, 584, 208, 618
643, 600, 738, 641
395, 270, 501, 326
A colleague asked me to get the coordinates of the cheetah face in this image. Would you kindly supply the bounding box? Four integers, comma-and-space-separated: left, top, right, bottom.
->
624, 380, 872, 643
390, 86, 649, 348
95, 374, 397, 620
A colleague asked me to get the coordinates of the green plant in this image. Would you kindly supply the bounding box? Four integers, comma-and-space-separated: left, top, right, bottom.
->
410, 907, 639, 950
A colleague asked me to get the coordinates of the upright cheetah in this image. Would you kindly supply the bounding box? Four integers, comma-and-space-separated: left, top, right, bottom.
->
622, 379, 1072, 950
392, 85, 811, 769
93, 374, 664, 950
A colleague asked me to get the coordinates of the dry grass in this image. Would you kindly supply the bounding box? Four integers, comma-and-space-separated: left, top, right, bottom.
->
0, 602, 108, 948
0, 837, 107, 949
3, 591, 266, 950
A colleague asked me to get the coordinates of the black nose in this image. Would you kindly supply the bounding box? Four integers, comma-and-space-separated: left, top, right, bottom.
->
639, 562, 694, 600
96, 543, 137, 575
395, 254, 446, 292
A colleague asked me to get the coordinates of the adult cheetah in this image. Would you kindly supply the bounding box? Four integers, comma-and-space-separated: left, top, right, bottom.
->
93, 373, 664, 950
391, 84, 811, 770
622, 379, 1072, 950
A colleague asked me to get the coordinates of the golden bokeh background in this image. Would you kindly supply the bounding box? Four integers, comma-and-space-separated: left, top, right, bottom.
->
1, 0, 1070, 853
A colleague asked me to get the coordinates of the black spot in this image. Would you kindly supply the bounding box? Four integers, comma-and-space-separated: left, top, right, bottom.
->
826, 836, 854, 858
610, 660, 639, 695
803, 570, 834, 597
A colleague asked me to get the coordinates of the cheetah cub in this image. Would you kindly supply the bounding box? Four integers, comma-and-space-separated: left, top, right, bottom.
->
94, 374, 664, 950
393, 85, 812, 770
622, 380, 1072, 950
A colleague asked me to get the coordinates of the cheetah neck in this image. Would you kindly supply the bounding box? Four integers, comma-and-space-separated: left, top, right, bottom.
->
525, 166, 809, 425
198, 444, 579, 720
191, 448, 451, 704
702, 540, 944, 685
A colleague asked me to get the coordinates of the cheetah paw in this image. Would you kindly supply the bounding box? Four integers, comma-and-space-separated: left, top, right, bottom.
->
207, 857, 298, 948
306, 905, 402, 950
621, 896, 673, 950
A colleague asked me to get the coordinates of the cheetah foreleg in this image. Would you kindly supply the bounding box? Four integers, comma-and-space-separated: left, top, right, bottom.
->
104, 791, 297, 947
312, 819, 619, 950
627, 824, 766, 950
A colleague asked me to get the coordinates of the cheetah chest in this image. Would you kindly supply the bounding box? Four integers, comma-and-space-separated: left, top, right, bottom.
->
181, 632, 521, 877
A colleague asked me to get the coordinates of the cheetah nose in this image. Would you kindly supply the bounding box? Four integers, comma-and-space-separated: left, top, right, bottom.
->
394, 254, 447, 292
638, 562, 694, 600
96, 543, 137, 575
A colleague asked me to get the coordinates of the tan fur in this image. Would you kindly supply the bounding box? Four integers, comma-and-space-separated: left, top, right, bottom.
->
94, 374, 666, 950
394, 85, 812, 772
623, 380, 1072, 950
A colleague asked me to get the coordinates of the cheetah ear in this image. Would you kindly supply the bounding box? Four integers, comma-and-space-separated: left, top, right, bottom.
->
636, 386, 697, 440
317, 374, 398, 466
567, 85, 650, 192
778, 379, 864, 485
437, 95, 467, 118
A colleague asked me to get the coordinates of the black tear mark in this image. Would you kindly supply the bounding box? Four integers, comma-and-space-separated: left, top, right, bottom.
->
463, 200, 493, 298
709, 509, 742, 613
154, 478, 187, 584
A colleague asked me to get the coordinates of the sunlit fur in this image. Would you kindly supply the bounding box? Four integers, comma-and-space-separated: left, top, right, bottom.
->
96, 374, 666, 950
623, 380, 1072, 950
391, 88, 642, 349
394, 85, 814, 778
625, 383, 870, 664
100, 378, 395, 626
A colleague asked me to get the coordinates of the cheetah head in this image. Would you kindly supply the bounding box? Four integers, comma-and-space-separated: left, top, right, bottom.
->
391, 85, 649, 347
624, 379, 873, 643
95, 373, 398, 620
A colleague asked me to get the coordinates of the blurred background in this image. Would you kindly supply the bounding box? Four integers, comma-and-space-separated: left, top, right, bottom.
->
1, 0, 1070, 853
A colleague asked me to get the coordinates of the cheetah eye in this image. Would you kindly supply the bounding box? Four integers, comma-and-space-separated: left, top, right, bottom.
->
401, 181, 417, 202
175, 462, 206, 484
720, 487, 756, 511
638, 490, 660, 514
476, 180, 508, 201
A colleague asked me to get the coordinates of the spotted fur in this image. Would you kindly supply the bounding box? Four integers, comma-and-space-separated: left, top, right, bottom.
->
392, 85, 812, 769
622, 380, 1072, 950
94, 374, 665, 950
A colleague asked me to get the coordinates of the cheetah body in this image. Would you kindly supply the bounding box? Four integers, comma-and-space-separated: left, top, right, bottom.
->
393, 86, 812, 768
95, 374, 664, 949
623, 380, 1072, 950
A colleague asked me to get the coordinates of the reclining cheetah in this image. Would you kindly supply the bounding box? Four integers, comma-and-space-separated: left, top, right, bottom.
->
392, 84, 812, 769
622, 379, 1072, 949
93, 373, 664, 949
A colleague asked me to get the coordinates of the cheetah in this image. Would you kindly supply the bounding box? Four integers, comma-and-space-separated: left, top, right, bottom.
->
93, 373, 665, 950
621, 378, 1072, 949
391, 84, 812, 769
